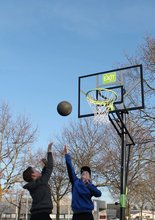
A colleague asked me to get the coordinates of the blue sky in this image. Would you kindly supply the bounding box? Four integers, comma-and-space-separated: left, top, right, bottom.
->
0, 1, 155, 146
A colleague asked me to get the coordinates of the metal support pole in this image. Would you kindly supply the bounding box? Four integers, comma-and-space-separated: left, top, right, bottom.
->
109, 110, 135, 220
120, 112, 126, 220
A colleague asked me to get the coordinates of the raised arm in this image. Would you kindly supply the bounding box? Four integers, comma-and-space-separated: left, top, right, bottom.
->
41, 142, 54, 182
64, 145, 78, 184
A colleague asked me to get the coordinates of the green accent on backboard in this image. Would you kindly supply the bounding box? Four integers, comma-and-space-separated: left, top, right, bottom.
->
102, 72, 116, 84
119, 194, 126, 208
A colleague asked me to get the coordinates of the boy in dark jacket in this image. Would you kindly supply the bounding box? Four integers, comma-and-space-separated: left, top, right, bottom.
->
64, 145, 101, 220
23, 143, 53, 220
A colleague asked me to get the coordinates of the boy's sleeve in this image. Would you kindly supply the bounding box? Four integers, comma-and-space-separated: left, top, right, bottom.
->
41, 152, 53, 183
87, 182, 102, 197
65, 153, 78, 184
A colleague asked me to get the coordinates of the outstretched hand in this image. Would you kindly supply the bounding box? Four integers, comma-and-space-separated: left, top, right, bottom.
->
64, 145, 68, 154
48, 142, 53, 152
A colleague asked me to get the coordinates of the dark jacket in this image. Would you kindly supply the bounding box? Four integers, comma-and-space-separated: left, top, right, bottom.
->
23, 152, 53, 214
65, 153, 101, 213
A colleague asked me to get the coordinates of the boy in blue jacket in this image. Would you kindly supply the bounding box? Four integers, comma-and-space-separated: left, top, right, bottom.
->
64, 145, 101, 220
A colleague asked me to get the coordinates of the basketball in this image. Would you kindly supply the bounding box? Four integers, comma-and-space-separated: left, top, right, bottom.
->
57, 101, 72, 116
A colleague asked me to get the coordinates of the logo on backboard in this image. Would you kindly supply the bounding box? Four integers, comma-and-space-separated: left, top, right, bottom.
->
103, 72, 116, 84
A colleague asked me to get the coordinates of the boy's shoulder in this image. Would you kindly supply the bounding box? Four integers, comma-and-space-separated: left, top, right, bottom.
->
23, 178, 42, 190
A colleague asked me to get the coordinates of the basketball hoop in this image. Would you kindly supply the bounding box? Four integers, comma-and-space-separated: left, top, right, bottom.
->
86, 88, 117, 124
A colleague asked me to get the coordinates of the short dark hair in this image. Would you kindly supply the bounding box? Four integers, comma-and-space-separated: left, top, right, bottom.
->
23, 167, 34, 182
81, 166, 91, 176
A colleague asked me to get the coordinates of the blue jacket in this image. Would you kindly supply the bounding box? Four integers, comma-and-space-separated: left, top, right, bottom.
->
65, 153, 101, 213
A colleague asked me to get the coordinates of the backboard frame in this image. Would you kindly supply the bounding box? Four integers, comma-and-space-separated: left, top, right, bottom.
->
78, 64, 144, 118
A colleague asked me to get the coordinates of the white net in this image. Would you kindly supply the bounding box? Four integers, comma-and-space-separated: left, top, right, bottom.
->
88, 103, 111, 124
86, 88, 117, 124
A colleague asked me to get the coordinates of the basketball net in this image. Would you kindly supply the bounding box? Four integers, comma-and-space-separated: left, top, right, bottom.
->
86, 88, 117, 125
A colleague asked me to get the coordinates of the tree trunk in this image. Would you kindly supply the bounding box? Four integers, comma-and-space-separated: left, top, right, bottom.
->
56, 199, 60, 220
127, 202, 131, 220
140, 205, 143, 220
17, 196, 22, 220
17, 205, 21, 220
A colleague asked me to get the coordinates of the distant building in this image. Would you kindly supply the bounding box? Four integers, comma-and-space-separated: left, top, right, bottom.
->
106, 203, 120, 219
94, 199, 107, 220
0, 201, 17, 220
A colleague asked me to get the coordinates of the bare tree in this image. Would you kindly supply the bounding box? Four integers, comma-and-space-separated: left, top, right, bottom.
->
143, 157, 155, 208
56, 118, 111, 187
124, 35, 155, 123
0, 102, 37, 198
